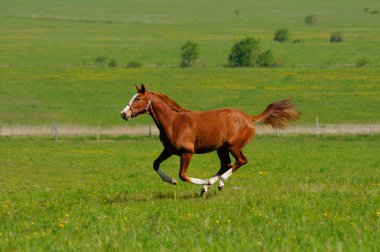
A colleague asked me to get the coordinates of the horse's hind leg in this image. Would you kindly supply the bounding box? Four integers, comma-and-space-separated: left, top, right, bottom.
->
201, 147, 231, 195
220, 147, 248, 182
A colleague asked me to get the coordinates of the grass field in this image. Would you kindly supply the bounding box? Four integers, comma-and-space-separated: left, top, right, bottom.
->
1, 0, 380, 127
1, 0, 380, 251
0, 135, 379, 251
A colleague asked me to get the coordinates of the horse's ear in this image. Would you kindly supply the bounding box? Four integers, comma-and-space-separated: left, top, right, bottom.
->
140, 83, 147, 94
135, 83, 141, 92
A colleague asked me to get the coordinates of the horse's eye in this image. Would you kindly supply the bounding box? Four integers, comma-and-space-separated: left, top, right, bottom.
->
135, 98, 141, 102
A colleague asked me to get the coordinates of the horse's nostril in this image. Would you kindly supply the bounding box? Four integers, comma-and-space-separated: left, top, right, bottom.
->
121, 112, 126, 119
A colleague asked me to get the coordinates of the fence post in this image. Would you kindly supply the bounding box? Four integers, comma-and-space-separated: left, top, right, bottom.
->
51, 121, 57, 141
0, 125, 2, 136
97, 122, 100, 141
316, 117, 320, 138
149, 123, 152, 138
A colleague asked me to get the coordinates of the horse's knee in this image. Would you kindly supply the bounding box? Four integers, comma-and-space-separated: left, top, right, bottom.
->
153, 160, 160, 171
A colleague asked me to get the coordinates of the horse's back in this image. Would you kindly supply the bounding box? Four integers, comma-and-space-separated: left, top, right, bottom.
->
178, 108, 255, 153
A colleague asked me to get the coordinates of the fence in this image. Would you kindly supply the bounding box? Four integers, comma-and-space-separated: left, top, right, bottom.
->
1, 119, 380, 138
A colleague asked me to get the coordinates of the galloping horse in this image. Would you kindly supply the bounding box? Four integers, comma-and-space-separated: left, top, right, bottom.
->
121, 84, 300, 195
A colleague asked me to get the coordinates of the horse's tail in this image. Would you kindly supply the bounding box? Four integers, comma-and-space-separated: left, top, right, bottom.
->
252, 99, 300, 129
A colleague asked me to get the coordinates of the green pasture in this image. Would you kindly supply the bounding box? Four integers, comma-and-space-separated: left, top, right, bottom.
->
1, 1, 380, 251
1, 67, 380, 127
1, 0, 380, 127
0, 135, 379, 251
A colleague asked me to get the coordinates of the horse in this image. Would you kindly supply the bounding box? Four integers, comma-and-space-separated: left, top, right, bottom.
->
121, 84, 300, 195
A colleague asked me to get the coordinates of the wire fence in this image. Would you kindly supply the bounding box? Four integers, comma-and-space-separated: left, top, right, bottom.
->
1, 118, 380, 139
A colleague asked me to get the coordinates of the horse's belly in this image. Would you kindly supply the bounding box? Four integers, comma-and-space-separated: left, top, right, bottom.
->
194, 134, 225, 154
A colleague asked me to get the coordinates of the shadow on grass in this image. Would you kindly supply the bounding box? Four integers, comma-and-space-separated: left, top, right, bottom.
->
102, 190, 220, 204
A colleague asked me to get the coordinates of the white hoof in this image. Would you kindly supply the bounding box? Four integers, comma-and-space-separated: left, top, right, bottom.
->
200, 185, 210, 196
218, 180, 224, 191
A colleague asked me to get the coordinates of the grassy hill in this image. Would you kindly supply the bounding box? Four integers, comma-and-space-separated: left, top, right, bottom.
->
1, 0, 380, 126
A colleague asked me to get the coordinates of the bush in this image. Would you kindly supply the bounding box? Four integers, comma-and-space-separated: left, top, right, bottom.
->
330, 32, 343, 43
274, 29, 290, 42
180, 41, 199, 67
256, 50, 275, 67
227, 37, 260, 67
95, 56, 108, 66
126, 61, 142, 68
227, 37, 277, 68
292, 39, 303, 43
356, 57, 370, 68
305, 14, 317, 26
108, 59, 117, 68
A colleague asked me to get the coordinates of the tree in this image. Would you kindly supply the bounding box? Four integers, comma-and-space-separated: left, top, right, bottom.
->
180, 41, 199, 67
274, 29, 290, 42
227, 37, 260, 67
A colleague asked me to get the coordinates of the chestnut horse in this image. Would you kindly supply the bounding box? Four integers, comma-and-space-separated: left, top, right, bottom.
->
121, 84, 300, 195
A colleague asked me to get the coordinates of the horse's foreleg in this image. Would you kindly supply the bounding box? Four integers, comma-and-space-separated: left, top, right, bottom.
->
153, 149, 177, 185
179, 153, 210, 185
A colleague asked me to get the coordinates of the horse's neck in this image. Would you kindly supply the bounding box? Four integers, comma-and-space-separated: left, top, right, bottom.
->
150, 96, 176, 133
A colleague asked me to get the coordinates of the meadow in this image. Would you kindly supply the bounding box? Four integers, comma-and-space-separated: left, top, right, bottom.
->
1, 0, 380, 251
1, 0, 380, 127
0, 135, 379, 251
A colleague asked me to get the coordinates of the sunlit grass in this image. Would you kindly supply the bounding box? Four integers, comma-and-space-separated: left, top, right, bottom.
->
0, 135, 379, 251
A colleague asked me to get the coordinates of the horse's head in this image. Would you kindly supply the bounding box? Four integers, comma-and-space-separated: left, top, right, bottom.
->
120, 83, 152, 121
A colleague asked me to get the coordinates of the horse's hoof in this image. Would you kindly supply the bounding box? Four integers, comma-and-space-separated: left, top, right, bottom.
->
172, 179, 178, 185
218, 185, 224, 191
200, 188, 207, 196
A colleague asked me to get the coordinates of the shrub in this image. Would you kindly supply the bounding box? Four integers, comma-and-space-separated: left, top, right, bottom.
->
356, 57, 370, 68
95, 56, 108, 66
292, 39, 303, 43
108, 59, 117, 68
305, 14, 317, 26
330, 32, 343, 43
257, 50, 275, 67
127, 61, 142, 68
227, 37, 260, 67
274, 29, 290, 42
180, 41, 199, 67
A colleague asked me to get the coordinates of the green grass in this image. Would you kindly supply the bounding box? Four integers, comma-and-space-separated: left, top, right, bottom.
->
1, 0, 380, 126
1, 67, 380, 126
0, 135, 379, 251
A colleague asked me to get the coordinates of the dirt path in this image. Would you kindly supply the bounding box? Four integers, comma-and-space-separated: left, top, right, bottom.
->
1, 124, 380, 136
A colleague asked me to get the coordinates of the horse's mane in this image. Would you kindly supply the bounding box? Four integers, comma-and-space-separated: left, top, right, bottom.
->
152, 92, 189, 112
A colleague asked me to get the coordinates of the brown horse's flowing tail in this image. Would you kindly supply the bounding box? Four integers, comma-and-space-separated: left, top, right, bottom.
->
252, 99, 300, 129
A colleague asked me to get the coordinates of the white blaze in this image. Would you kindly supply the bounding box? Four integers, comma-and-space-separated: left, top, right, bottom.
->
121, 93, 138, 115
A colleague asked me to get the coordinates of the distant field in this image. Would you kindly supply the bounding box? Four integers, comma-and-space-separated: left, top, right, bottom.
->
1, 0, 380, 127
0, 135, 379, 251
1, 67, 380, 127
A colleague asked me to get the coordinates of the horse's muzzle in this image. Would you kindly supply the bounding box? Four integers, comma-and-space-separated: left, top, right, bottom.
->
121, 112, 129, 121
